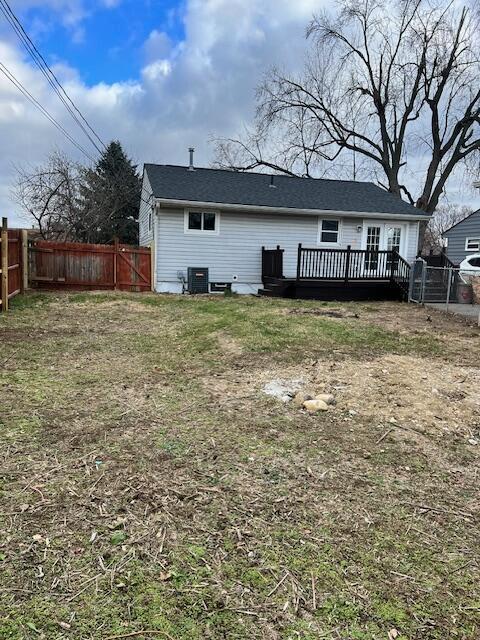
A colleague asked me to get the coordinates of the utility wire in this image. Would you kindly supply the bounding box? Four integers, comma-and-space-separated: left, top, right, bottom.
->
0, 2, 151, 213
0, 56, 151, 210
0, 0, 105, 154
0, 60, 95, 161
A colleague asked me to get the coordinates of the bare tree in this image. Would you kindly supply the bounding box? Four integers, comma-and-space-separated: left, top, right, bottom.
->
13, 142, 141, 244
422, 202, 472, 253
13, 151, 82, 240
216, 0, 480, 212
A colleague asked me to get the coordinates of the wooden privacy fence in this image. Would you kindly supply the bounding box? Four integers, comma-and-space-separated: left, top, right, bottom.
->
30, 239, 152, 292
0, 217, 28, 312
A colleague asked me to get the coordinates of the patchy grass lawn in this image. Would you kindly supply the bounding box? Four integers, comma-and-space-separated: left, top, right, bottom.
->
1, 292, 479, 640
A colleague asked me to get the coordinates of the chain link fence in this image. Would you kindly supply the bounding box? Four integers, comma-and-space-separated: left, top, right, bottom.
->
409, 258, 478, 306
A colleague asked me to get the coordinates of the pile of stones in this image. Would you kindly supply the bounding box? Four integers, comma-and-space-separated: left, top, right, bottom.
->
292, 391, 335, 413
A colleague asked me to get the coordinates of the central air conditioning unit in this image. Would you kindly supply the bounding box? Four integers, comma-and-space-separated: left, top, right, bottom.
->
187, 267, 209, 294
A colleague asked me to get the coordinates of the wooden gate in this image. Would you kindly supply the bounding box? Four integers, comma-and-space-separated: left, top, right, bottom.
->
30, 239, 152, 292
1, 218, 28, 312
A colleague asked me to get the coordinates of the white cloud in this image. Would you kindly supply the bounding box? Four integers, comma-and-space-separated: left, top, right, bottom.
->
142, 59, 172, 81
143, 30, 172, 62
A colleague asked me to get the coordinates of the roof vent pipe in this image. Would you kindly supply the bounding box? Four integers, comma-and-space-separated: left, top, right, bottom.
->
188, 147, 195, 171
269, 174, 276, 188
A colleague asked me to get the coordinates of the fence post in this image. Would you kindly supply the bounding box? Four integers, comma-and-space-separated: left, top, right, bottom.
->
113, 236, 119, 290
420, 259, 427, 304
446, 267, 453, 312
1, 217, 8, 312
20, 229, 28, 292
296, 243, 302, 283
344, 245, 351, 283
408, 259, 417, 302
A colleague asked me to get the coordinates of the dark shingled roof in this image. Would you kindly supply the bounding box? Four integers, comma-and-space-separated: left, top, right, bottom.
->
144, 164, 429, 217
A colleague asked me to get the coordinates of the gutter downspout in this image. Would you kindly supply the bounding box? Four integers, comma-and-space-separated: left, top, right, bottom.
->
151, 203, 158, 293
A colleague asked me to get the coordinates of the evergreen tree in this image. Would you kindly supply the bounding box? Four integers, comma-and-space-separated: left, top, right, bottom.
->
79, 141, 141, 244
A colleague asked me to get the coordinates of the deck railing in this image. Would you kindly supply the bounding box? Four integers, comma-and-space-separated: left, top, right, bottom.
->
296, 244, 408, 282
421, 249, 457, 269
391, 253, 411, 296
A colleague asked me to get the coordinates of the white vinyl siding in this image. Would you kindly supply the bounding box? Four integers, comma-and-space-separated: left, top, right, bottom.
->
407, 221, 420, 262
138, 172, 153, 246
155, 209, 420, 288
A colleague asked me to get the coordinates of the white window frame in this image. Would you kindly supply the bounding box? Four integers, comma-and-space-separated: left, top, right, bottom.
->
465, 237, 480, 251
317, 217, 341, 246
184, 209, 220, 235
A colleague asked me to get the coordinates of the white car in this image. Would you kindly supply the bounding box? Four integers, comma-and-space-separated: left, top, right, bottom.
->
459, 254, 480, 282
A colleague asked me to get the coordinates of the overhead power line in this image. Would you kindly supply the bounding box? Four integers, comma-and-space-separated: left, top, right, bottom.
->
0, 0, 105, 155
0, 59, 95, 161
0, 3, 151, 213
0, 58, 152, 209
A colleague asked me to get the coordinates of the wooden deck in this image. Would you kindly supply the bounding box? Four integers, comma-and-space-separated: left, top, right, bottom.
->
260, 245, 411, 301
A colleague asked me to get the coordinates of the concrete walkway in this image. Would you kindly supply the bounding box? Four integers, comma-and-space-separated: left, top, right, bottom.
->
426, 302, 480, 324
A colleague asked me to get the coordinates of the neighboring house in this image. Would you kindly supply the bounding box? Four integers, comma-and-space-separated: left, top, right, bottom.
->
443, 209, 480, 266
139, 152, 430, 299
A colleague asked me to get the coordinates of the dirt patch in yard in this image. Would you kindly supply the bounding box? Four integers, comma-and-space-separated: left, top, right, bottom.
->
204, 351, 480, 456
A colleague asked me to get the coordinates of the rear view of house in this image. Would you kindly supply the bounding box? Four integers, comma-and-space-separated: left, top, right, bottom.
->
139, 151, 430, 300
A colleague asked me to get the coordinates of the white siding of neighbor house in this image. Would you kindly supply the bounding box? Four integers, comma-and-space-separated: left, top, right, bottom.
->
154, 208, 420, 293
138, 172, 153, 246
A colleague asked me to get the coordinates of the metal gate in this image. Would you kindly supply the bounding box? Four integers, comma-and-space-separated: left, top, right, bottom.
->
409, 258, 462, 304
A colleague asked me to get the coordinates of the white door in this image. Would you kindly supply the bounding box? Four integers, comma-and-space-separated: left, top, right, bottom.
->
362, 222, 407, 274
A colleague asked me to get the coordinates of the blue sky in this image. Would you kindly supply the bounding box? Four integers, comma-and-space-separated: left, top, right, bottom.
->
21, 0, 184, 84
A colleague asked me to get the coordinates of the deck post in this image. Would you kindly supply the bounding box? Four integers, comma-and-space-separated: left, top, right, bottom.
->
296, 243, 302, 283
344, 245, 351, 283
390, 249, 396, 281
1, 217, 8, 312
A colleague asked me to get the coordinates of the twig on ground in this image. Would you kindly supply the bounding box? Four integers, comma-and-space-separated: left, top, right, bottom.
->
266, 572, 289, 598
406, 502, 473, 519
311, 571, 317, 610
65, 574, 102, 602
104, 632, 175, 640
376, 428, 394, 444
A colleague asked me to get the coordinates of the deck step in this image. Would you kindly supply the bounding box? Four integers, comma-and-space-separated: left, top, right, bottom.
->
258, 288, 284, 297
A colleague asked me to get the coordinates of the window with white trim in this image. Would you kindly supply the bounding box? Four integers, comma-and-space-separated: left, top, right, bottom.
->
318, 219, 340, 244
148, 211, 152, 231
465, 237, 480, 251
185, 211, 219, 234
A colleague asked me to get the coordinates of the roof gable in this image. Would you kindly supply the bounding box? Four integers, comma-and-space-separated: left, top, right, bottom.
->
144, 164, 429, 217
443, 209, 480, 235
